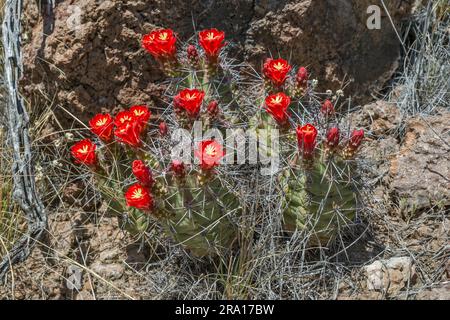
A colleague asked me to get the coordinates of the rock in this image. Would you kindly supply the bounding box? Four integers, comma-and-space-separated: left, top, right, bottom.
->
364, 257, 416, 295
21, 0, 412, 124
350, 100, 401, 136
416, 283, 450, 300
389, 110, 450, 213
90, 262, 125, 281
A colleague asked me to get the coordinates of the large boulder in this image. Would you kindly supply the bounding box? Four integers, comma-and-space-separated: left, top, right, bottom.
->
21, 0, 412, 124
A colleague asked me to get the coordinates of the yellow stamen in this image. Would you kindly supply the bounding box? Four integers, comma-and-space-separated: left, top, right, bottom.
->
273, 62, 285, 71
270, 95, 283, 105
132, 188, 144, 199
205, 144, 217, 156
159, 32, 168, 41
96, 117, 107, 126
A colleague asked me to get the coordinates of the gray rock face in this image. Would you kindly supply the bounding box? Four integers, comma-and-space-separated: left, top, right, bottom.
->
21, 0, 411, 124
389, 110, 450, 212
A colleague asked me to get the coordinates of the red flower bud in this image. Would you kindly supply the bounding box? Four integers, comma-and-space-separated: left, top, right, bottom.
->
125, 183, 153, 211
114, 110, 135, 127
170, 160, 186, 177
187, 44, 199, 64
159, 122, 168, 136
326, 127, 340, 149
173, 88, 205, 118
114, 121, 143, 148
321, 100, 335, 117
263, 58, 291, 87
130, 105, 151, 126
296, 124, 318, 159
265, 92, 291, 124
71, 139, 97, 166
207, 100, 219, 116
348, 129, 364, 151
142, 29, 177, 59
198, 28, 226, 59
132, 160, 154, 187
296, 67, 308, 87
89, 113, 114, 142
194, 140, 225, 170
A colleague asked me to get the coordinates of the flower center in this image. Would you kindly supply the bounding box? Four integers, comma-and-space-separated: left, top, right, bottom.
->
271, 95, 283, 105
159, 32, 168, 41
273, 62, 285, 71
206, 32, 216, 40
132, 188, 144, 199
205, 144, 217, 156
185, 93, 197, 100
78, 145, 89, 154
134, 110, 144, 116
96, 117, 107, 126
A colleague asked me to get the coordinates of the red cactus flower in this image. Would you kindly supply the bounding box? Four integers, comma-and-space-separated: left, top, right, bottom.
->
326, 127, 340, 149
194, 140, 225, 170
198, 28, 226, 58
173, 88, 205, 118
296, 124, 318, 159
321, 100, 335, 117
114, 110, 135, 127
296, 67, 308, 87
159, 122, 168, 136
263, 58, 292, 87
348, 129, 364, 150
207, 100, 219, 116
142, 29, 177, 59
71, 139, 97, 166
265, 92, 291, 124
125, 183, 153, 211
170, 159, 186, 177
114, 121, 142, 148
130, 105, 151, 125
132, 160, 154, 187
89, 113, 114, 142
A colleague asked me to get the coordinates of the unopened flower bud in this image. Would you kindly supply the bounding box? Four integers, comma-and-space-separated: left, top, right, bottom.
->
321, 99, 335, 117
207, 100, 219, 117
296, 67, 308, 88
325, 127, 340, 149
170, 160, 186, 177
159, 121, 168, 136
187, 44, 199, 66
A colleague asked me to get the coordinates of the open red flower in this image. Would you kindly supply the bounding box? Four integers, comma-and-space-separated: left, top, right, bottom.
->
321, 100, 335, 117
194, 140, 225, 170
71, 139, 97, 166
142, 29, 177, 59
296, 67, 308, 88
132, 160, 153, 187
114, 110, 135, 127
265, 92, 291, 124
348, 129, 364, 151
114, 121, 142, 148
89, 113, 114, 142
173, 88, 205, 118
326, 127, 340, 149
263, 58, 292, 87
125, 183, 153, 211
296, 124, 318, 159
198, 28, 225, 58
130, 105, 151, 125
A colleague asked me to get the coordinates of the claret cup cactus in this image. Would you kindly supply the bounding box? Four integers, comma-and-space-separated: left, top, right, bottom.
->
70, 27, 365, 257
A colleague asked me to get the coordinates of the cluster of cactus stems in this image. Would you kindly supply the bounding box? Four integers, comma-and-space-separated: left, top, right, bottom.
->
70, 28, 365, 256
